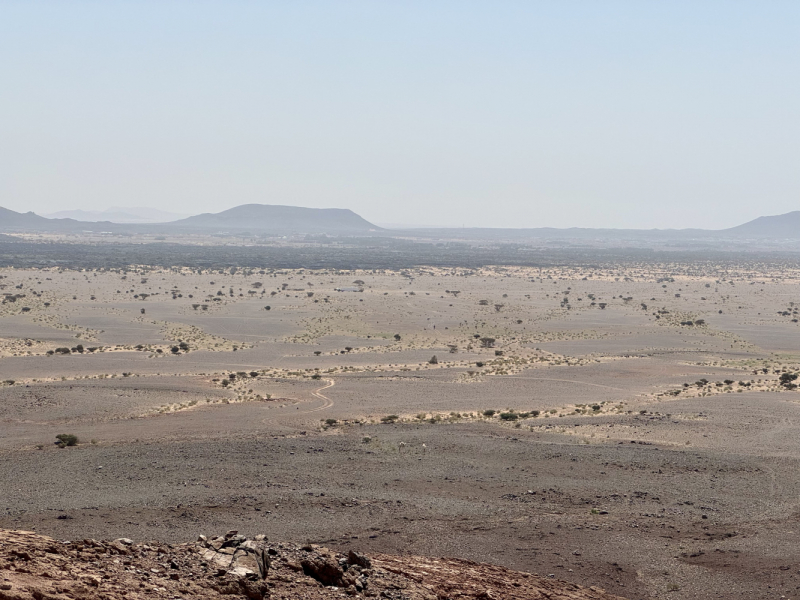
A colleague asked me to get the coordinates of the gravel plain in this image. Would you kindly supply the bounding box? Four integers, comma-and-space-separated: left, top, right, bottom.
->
3, 262, 800, 599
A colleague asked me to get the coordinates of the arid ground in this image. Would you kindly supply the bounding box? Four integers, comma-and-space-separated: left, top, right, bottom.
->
3, 260, 800, 599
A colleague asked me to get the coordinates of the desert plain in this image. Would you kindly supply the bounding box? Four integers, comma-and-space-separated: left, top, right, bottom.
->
3, 257, 800, 599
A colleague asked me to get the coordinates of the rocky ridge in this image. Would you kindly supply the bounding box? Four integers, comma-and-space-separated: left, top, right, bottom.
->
0, 529, 626, 600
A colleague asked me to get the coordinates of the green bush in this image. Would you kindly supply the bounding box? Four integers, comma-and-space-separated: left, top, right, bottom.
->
482, 409, 496, 417
55, 434, 78, 447
499, 412, 518, 421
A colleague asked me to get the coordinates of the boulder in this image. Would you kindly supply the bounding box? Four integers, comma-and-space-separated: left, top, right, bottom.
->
348, 549, 371, 569
301, 553, 344, 586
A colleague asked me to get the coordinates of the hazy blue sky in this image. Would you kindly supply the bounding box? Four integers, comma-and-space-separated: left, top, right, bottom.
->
1, 1, 798, 229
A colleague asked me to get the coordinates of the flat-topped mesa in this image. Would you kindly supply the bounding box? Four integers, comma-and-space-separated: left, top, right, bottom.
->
0, 529, 626, 600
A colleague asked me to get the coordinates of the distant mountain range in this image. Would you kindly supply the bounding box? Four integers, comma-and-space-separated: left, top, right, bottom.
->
0, 204, 798, 239
43, 207, 188, 223
0, 204, 381, 235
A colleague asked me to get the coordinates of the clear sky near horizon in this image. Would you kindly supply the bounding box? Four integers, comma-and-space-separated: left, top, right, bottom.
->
1, 1, 798, 230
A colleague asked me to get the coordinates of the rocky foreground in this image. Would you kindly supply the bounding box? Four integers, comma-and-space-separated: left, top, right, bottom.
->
0, 529, 626, 600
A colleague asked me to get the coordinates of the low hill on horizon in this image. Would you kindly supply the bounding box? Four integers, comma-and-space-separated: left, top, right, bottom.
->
722, 210, 800, 238
0, 206, 58, 229
170, 204, 380, 233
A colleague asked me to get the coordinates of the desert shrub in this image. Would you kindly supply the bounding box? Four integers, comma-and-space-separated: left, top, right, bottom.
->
428, 355, 438, 364
55, 433, 78, 447
531, 410, 540, 417
381, 415, 399, 424
482, 409, 496, 417
592, 404, 601, 411
324, 418, 338, 426
499, 412, 518, 421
